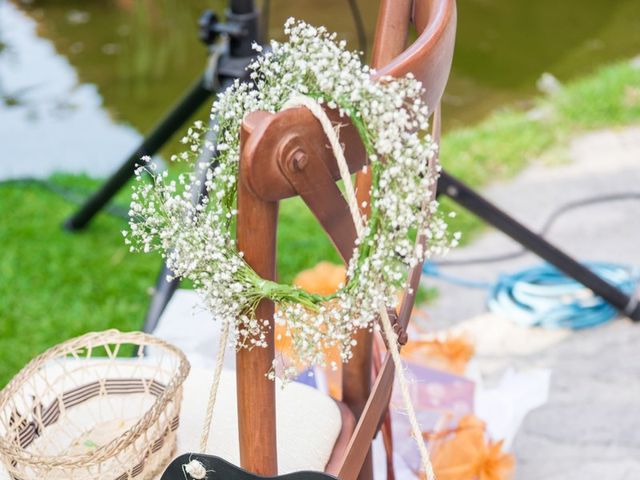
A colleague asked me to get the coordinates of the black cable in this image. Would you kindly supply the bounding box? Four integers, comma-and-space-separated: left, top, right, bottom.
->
346, 0, 367, 59
437, 192, 640, 267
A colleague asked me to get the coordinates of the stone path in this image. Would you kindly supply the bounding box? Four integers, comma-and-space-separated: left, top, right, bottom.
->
426, 125, 640, 479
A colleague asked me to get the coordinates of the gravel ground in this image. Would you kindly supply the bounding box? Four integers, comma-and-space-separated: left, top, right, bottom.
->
425, 125, 640, 479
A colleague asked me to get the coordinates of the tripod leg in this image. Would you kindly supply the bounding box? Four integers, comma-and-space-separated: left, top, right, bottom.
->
63, 75, 212, 231
141, 125, 220, 334
141, 264, 181, 334
438, 170, 640, 321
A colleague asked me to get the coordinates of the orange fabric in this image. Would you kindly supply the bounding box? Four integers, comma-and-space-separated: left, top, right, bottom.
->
275, 262, 346, 398
422, 415, 515, 480
277, 262, 346, 354
402, 335, 475, 375
284, 264, 512, 480
292, 261, 347, 296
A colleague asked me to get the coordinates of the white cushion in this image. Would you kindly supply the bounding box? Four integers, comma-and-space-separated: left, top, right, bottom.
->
176, 368, 342, 474
0, 367, 342, 479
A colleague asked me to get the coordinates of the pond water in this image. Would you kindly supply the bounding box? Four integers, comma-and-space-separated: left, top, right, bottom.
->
1, 0, 640, 177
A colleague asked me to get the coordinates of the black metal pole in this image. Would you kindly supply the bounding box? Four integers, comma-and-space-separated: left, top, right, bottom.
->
227, 0, 259, 57
142, 0, 261, 331
141, 126, 219, 334
63, 75, 212, 231
438, 170, 640, 321
64, 0, 261, 231
229, 0, 254, 14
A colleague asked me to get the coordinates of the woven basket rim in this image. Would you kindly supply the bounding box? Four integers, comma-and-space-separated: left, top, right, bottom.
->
0, 329, 190, 467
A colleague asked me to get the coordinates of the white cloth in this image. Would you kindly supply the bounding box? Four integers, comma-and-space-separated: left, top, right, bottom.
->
151, 290, 236, 371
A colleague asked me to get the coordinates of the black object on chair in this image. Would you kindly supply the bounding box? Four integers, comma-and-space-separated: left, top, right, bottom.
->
161, 454, 336, 480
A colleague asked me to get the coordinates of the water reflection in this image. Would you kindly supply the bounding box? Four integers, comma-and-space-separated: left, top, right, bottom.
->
2, 0, 640, 178
0, 1, 140, 180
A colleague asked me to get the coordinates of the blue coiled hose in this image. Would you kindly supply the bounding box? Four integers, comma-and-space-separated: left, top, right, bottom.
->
422, 261, 640, 329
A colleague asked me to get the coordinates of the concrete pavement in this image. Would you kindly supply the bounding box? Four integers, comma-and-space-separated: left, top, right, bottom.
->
425, 125, 640, 479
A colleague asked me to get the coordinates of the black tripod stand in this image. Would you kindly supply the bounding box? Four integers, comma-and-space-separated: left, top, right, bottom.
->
63, 0, 640, 328
64, 0, 263, 331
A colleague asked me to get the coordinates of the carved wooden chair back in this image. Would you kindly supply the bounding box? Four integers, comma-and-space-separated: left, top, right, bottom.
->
234, 1, 457, 479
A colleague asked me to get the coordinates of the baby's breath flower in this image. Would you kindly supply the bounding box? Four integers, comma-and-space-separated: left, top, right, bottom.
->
126, 19, 454, 381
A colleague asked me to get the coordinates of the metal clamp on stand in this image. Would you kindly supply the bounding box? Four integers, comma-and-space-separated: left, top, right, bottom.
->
63, 0, 263, 233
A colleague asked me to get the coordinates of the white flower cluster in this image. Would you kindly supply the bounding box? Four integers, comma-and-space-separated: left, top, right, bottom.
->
126, 19, 454, 379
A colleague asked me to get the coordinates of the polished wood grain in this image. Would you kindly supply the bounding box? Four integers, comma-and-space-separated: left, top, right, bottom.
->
236, 117, 279, 476
345, 2, 414, 479
339, 0, 455, 476
376, 0, 457, 113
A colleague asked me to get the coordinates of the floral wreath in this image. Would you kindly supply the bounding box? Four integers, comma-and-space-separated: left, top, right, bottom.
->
126, 19, 453, 379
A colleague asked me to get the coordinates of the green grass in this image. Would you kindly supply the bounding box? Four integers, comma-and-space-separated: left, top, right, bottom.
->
2, 58, 640, 386
442, 60, 640, 236
0, 184, 157, 385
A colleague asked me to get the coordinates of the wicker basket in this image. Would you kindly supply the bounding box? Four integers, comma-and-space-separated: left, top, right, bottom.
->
0, 330, 190, 480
